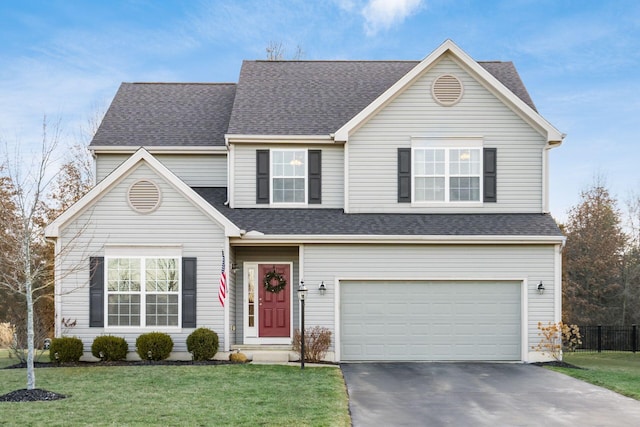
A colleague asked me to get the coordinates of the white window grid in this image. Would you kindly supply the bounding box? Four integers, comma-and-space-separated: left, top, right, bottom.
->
106, 257, 181, 328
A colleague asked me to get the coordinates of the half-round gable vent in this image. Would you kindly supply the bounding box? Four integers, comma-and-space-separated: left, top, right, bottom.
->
128, 180, 161, 214
432, 74, 463, 106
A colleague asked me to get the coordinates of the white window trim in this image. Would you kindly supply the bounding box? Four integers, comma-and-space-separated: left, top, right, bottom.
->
104, 253, 182, 330
411, 138, 483, 205
270, 148, 308, 206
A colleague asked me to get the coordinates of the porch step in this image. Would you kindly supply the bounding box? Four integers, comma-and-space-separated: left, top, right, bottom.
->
231, 345, 295, 363
251, 351, 291, 363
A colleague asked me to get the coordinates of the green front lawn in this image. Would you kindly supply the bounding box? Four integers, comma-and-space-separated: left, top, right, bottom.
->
0, 348, 50, 369
0, 362, 350, 426
549, 352, 640, 400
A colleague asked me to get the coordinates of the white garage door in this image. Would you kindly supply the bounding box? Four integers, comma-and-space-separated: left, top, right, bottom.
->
340, 281, 521, 361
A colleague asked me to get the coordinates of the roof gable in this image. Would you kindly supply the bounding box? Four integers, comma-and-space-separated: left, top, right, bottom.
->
91, 83, 236, 148
45, 149, 240, 238
334, 40, 564, 144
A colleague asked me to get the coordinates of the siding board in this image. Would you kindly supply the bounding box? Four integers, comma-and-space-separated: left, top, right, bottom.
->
58, 163, 226, 353
347, 56, 545, 213
301, 243, 557, 353
96, 153, 227, 187
233, 144, 343, 208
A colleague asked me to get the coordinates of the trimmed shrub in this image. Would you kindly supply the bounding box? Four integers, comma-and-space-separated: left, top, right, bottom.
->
50, 337, 84, 363
292, 326, 332, 362
91, 335, 128, 361
186, 328, 219, 361
229, 351, 248, 363
136, 332, 173, 361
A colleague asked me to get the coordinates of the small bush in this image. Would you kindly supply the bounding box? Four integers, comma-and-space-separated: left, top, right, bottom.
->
136, 332, 173, 361
186, 328, 219, 361
50, 337, 84, 363
229, 352, 248, 363
91, 335, 128, 361
532, 321, 582, 360
292, 326, 332, 362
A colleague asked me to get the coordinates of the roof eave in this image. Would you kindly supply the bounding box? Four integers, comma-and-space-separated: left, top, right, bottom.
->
230, 234, 566, 245
89, 146, 228, 155
225, 134, 337, 144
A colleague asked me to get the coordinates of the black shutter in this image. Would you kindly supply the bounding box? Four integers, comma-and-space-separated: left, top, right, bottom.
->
483, 148, 497, 203
182, 257, 197, 328
397, 148, 411, 203
89, 257, 104, 327
308, 150, 322, 204
256, 150, 270, 204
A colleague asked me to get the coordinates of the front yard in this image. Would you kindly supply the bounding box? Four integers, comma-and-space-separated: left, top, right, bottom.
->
0, 351, 350, 426
550, 352, 640, 400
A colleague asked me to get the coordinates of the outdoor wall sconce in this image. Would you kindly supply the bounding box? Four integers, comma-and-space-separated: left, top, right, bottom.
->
537, 281, 545, 295
318, 281, 327, 296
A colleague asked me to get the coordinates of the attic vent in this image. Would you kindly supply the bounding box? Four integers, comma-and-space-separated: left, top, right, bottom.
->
432, 74, 463, 106
128, 180, 161, 214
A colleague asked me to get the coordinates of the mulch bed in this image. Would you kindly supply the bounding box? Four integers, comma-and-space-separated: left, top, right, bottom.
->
0, 388, 67, 402
532, 360, 584, 369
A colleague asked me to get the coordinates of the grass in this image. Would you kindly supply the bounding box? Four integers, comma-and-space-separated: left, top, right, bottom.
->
0, 348, 49, 369
548, 352, 640, 400
0, 353, 350, 426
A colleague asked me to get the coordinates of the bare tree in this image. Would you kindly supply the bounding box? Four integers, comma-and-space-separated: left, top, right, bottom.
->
266, 40, 285, 60
0, 116, 62, 389
46, 143, 94, 220
266, 41, 305, 60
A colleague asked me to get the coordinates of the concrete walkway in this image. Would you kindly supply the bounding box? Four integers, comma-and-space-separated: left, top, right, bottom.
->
341, 362, 640, 426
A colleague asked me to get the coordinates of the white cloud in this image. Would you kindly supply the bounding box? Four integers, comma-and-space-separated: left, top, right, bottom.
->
362, 0, 423, 36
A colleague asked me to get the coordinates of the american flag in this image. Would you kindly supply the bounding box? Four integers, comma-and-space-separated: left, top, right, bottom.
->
218, 250, 226, 307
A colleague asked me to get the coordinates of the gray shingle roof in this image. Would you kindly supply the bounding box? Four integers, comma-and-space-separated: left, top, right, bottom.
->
479, 61, 536, 111
90, 83, 236, 147
227, 60, 537, 135
194, 188, 562, 237
90, 58, 536, 146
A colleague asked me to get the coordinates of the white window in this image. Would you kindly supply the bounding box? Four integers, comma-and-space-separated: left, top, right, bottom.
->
106, 257, 180, 327
271, 149, 306, 204
413, 141, 482, 203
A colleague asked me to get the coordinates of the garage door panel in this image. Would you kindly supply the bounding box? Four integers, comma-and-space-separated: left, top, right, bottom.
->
341, 281, 521, 361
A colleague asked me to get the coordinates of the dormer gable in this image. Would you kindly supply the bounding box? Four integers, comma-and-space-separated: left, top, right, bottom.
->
334, 40, 564, 145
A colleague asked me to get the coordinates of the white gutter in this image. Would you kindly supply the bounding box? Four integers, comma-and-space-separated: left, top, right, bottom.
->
230, 234, 566, 245
89, 146, 228, 154
225, 134, 338, 144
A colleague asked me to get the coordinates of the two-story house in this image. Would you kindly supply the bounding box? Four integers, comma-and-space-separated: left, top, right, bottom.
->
45, 40, 565, 362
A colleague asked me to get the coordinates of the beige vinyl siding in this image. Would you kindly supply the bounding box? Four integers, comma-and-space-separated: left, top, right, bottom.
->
57, 163, 226, 353
301, 243, 558, 354
233, 144, 343, 208
96, 153, 227, 188
232, 247, 299, 344
348, 54, 546, 213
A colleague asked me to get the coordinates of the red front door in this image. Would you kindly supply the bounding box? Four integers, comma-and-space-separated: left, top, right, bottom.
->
258, 264, 290, 337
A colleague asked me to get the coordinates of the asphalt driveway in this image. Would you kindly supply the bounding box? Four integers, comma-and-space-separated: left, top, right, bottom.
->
341, 362, 640, 426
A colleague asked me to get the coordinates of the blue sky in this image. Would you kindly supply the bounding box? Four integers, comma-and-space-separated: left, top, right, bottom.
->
1, 0, 639, 222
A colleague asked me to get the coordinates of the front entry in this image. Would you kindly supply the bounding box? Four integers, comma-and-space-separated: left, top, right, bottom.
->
243, 262, 292, 344
258, 264, 290, 337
